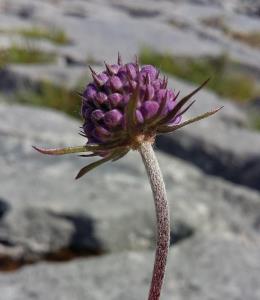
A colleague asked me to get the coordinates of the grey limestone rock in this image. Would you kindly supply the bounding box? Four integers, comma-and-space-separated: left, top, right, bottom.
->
0, 234, 259, 300
156, 113, 260, 190
0, 103, 259, 263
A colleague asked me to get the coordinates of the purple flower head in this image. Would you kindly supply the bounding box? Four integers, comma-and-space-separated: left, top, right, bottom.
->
34, 54, 222, 179
80, 58, 182, 147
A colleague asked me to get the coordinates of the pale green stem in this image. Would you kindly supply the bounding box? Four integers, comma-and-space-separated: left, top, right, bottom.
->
138, 142, 170, 300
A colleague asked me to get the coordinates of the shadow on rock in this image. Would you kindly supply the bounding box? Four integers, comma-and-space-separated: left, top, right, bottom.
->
51, 212, 104, 256
0, 198, 10, 219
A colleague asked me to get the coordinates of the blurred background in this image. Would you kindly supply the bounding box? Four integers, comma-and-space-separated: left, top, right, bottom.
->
0, 0, 260, 299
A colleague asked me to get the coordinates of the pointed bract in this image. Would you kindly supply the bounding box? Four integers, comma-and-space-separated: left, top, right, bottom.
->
88, 65, 97, 75
126, 84, 140, 134
117, 52, 123, 65
32, 145, 90, 155
75, 150, 122, 179
159, 78, 210, 125
158, 106, 223, 133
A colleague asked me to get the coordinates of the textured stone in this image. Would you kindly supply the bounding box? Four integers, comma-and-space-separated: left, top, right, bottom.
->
0, 235, 259, 300
0, 103, 259, 263
0, 1, 259, 298
156, 111, 260, 190
1, 0, 260, 84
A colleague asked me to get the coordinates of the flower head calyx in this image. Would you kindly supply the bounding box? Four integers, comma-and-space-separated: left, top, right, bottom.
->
33, 54, 222, 179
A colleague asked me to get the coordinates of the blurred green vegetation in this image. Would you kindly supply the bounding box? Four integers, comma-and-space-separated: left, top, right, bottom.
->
200, 17, 260, 49
231, 31, 260, 48
167, 18, 190, 30
251, 114, 260, 131
200, 16, 228, 32
0, 26, 70, 45
140, 48, 258, 102
16, 81, 82, 119
19, 27, 70, 45
0, 44, 56, 66
0, 45, 258, 131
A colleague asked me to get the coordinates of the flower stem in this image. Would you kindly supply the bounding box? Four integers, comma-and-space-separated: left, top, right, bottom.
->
138, 142, 170, 300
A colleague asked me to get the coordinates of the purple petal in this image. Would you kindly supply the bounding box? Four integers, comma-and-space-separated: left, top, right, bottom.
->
104, 109, 123, 127
155, 89, 167, 102
126, 63, 137, 80
106, 64, 120, 75
141, 65, 158, 80
167, 89, 176, 101
91, 109, 105, 121
168, 115, 182, 125
110, 64, 120, 74
153, 79, 162, 90
167, 100, 176, 111
94, 92, 108, 105
81, 104, 93, 118
110, 76, 123, 91
92, 126, 111, 142
98, 72, 109, 83
83, 84, 97, 100
117, 68, 127, 80
141, 101, 160, 119
108, 93, 123, 107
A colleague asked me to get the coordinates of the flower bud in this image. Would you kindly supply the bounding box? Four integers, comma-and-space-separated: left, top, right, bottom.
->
110, 76, 123, 91
108, 93, 123, 107
104, 109, 123, 128
95, 92, 108, 106
141, 101, 160, 119
91, 109, 105, 122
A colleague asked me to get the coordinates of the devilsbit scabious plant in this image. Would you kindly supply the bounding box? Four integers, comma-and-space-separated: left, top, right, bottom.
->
34, 54, 222, 300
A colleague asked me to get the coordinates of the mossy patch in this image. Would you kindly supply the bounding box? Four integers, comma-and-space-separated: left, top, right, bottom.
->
0, 26, 70, 45
200, 16, 228, 32
0, 44, 56, 66
201, 16, 260, 49
167, 18, 190, 30
19, 27, 70, 45
16, 81, 82, 119
230, 31, 260, 48
250, 113, 260, 131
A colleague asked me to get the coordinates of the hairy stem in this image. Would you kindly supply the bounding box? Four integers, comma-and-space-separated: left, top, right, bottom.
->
138, 142, 170, 300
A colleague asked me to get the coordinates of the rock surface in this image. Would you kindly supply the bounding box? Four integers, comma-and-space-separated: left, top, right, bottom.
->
156, 111, 260, 191
0, 102, 259, 264
153, 77, 260, 191
1, 0, 260, 85
0, 1, 260, 298
1, 0, 260, 191
0, 234, 259, 300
